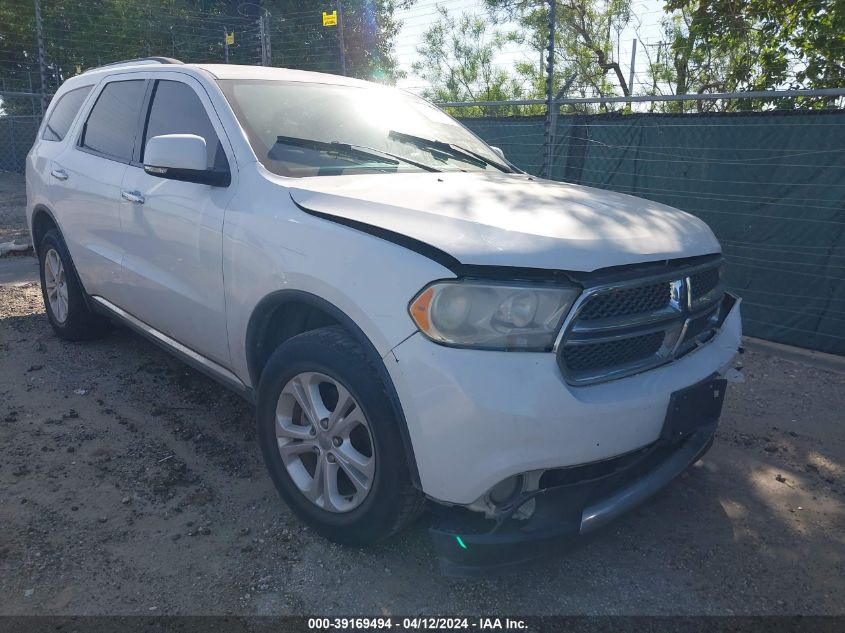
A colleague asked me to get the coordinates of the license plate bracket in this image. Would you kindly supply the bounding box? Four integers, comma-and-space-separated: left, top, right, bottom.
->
661, 376, 727, 444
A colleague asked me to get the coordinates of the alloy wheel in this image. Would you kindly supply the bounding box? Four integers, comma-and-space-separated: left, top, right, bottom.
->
275, 371, 376, 512
44, 248, 69, 324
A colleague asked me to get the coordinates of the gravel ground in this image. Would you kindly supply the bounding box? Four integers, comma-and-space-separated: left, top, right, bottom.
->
1, 173, 844, 615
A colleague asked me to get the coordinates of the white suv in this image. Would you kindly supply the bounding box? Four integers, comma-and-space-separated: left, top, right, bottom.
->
27, 58, 741, 574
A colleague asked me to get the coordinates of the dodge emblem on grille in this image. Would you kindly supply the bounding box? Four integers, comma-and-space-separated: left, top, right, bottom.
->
670, 278, 687, 311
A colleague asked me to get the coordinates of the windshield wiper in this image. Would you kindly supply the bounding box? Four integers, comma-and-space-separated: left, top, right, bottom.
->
274, 136, 440, 172
387, 130, 513, 173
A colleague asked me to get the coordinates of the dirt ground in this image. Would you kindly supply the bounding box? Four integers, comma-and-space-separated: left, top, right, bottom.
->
1, 173, 844, 616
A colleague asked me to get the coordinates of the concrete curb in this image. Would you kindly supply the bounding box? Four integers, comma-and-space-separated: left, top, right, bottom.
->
742, 336, 845, 375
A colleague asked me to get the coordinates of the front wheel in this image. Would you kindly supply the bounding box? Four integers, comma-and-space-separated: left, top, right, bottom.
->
257, 326, 423, 545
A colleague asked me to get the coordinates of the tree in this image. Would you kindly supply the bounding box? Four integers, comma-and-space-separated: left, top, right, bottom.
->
342, 0, 407, 81
0, 0, 407, 115
266, 0, 408, 82
649, 0, 845, 110
412, 6, 529, 115
484, 0, 634, 106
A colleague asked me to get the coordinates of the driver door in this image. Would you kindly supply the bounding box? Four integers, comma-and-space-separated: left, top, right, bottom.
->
117, 75, 236, 367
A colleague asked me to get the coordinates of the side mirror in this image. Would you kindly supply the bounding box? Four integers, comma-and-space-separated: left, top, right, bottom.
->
490, 146, 506, 161
144, 134, 230, 187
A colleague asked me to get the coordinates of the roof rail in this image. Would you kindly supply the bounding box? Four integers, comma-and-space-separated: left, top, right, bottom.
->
82, 57, 184, 73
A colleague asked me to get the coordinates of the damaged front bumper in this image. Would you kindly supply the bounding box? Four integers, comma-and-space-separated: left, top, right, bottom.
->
430, 374, 729, 577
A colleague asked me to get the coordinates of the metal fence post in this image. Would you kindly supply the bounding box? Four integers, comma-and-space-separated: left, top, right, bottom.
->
627, 39, 637, 108
263, 12, 272, 66
542, 0, 557, 179
9, 117, 17, 172
337, 1, 347, 76
258, 14, 267, 65
28, 74, 36, 116
548, 72, 577, 177
33, 0, 47, 114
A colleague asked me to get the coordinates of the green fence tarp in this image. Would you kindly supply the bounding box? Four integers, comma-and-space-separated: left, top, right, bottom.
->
3, 109, 843, 355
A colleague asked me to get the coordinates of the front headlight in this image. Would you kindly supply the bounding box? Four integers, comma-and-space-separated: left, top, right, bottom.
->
408, 280, 581, 350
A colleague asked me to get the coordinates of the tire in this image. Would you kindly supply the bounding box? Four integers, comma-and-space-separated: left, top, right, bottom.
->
38, 228, 110, 341
257, 325, 423, 545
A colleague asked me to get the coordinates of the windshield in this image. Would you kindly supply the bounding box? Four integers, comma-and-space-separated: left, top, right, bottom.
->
217, 79, 508, 178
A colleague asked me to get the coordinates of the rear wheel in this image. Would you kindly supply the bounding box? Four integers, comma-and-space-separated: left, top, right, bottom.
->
38, 228, 110, 340
257, 326, 423, 545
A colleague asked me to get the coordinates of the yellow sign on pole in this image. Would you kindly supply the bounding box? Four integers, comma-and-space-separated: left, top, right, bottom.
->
322, 10, 337, 27
225, 32, 235, 45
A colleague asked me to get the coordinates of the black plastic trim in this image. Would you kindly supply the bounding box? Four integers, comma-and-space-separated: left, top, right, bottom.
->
89, 57, 183, 71
144, 165, 231, 187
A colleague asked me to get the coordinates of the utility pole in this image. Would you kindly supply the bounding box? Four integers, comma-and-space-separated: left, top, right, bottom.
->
224, 27, 229, 64
33, 0, 46, 114
542, 0, 557, 179
337, 1, 347, 76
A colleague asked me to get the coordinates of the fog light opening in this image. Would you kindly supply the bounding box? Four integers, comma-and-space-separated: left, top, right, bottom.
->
488, 474, 524, 507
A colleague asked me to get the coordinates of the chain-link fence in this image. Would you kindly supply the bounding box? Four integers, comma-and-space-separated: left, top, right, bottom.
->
0, 3, 383, 163
0, 2, 265, 104
0, 3, 351, 168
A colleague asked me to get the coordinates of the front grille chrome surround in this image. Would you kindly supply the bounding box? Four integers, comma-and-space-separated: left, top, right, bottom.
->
556, 260, 729, 386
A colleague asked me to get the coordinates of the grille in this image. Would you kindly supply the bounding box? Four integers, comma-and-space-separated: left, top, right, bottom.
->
689, 267, 720, 300
557, 261, 727, 385
578, 282, 670, 320
562, 331, 665, 373
685, 312, 716, 341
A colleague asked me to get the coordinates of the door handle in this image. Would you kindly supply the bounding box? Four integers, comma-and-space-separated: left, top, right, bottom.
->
121, 190, 145, 204
50, 168, 68, 181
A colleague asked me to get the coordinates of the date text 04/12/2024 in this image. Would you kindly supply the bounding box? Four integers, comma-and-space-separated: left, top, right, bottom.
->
307, 618, 529, 630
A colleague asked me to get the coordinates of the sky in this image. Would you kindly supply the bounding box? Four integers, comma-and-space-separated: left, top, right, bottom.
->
393, 0, 667, 96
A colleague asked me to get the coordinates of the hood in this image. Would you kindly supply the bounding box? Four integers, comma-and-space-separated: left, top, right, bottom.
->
288, 171, 721, 273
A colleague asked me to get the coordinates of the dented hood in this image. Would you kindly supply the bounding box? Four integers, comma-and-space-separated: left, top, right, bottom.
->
288, 171, 721, 272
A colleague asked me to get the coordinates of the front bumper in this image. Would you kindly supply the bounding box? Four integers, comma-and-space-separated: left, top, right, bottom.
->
386, 295, 742, 505
430, 415, 718, 576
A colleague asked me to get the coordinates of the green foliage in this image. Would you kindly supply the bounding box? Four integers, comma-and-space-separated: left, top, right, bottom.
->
267, 0, 407, 82
484, 0, 633, 111
418, 0, 843, 112
649, 0, 845, 110
412, 6, 535, 116
0, 0, 406, 115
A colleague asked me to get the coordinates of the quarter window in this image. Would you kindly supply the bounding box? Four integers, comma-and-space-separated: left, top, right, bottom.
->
42, 85, 92, 141
81, 80, 146, 161
143, 80, 226, 169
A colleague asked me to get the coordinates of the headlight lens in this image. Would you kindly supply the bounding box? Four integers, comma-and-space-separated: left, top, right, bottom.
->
409, 280, 581, 350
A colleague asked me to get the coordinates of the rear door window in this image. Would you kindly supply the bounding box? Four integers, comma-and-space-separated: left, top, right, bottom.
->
42, 85, 92, 141
142, 80, 226, 170
80, 79, 146, 162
